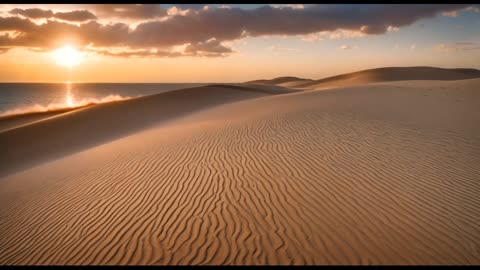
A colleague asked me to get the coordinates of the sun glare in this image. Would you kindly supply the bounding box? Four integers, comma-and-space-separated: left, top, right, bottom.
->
53, 45, 84, 68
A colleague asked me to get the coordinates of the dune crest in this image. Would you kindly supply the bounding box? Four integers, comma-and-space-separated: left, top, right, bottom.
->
247, 76, 313, 88
253, 66, 480, 90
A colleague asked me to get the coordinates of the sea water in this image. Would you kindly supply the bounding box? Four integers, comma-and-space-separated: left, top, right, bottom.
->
0, 83, 207, 116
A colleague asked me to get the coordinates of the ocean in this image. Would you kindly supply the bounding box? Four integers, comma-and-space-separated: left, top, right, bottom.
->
0, 83, 207, 117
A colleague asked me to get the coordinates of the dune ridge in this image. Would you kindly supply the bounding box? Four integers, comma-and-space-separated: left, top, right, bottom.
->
0, 94, 130, 118
0, 77, 479, 265
0, 105, 92, 133
252, 66, 480, 90
247, 76, 313, 88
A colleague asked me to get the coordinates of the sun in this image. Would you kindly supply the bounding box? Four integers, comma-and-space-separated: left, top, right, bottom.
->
53, 45, 84, 68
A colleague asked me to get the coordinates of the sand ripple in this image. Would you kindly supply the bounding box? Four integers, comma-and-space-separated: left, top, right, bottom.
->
0, 80, 479, 265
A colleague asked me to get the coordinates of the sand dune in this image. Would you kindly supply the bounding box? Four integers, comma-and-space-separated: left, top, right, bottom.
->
254, 67, 480, 90
0, 78, 479, 265
0, 84, 285, 178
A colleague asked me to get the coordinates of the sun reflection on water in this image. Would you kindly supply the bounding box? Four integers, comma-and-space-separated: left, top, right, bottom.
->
65, 82, 75, 107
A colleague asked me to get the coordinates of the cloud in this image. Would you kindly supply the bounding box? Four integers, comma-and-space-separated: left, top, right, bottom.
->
300, 29, 366, 42
270, 4, 305, 10
441, 4, 479, 17
328, 29, 366, 39
434, 42, 480, 52
387, 26, 400, 32
466, 6, 480, 12
0, 16, 34, 32
267, 45, 299, 52
442, 10, 459, 17
88, 39, 233, 58
10, 8, 97, 22
9, 8, 53, 19
91, 47, 182, 58
0, 17, 130, 49
171, 4, 208, 11
91, 41, 232, 58
339, 44, 356, 50
55, 10, 97, 22
0, 4, 475, 58
85, 4, 167, 19
128, 4, 472, 46
184, 39, 234, 56
301, 33, 324, 42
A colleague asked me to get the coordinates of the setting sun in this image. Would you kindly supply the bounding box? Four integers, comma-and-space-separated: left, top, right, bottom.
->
53, 45, 83, 68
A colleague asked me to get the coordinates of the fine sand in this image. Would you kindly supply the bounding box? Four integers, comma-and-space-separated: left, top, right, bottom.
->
0, 70, 479, 265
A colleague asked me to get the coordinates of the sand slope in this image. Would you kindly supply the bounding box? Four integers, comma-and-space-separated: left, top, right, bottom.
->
0, 84, 287, 178
0, 79, 479, 265
255, 67, 480, 90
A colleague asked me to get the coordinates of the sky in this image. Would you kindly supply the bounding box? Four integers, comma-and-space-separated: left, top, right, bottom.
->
0, 4, 479, 83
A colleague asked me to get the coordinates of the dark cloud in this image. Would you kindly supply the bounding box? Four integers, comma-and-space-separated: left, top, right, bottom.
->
54, 10, 97, 22
245, 4, 471, 35
9, 8, 97, 22
129, 4, 472, 46
171, 4, 207, 10
184, 39, 234, 56
0, 17, 128, 48
0, 16, 35, 31
0, 4, 475, 57
86, 4, 167, 19
9, 8, 54, 19
93, 48, 182, 58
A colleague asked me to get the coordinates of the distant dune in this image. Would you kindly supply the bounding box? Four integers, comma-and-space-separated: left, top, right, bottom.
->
251, 67, 480, 90
1, 70, 479, 265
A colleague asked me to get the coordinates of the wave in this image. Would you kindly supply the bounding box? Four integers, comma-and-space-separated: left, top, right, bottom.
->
0, 94, 130, 119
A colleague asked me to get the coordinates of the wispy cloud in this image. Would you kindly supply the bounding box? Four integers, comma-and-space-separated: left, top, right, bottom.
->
339, 44, 358, 50
466, 6, 480, 12
300, 33, 324, 42
442, 10, 459, 17
300, 29, 368, 43
267, 45, 299, 52
269, 4, 305, 10
434, 42, 480, 52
